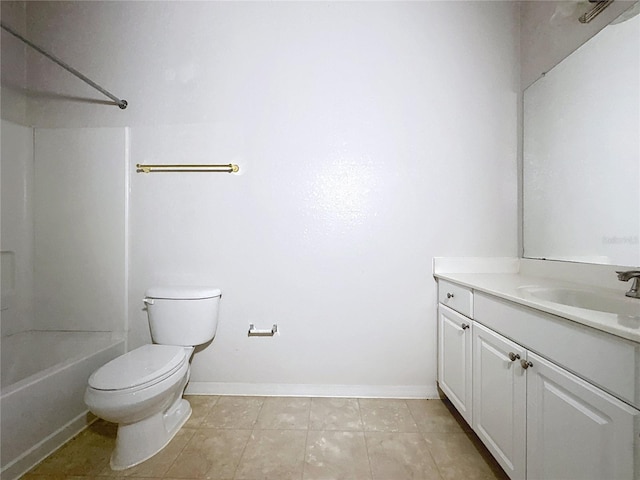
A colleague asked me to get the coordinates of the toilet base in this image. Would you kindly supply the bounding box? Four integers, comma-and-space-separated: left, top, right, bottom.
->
110, 397, 192, 470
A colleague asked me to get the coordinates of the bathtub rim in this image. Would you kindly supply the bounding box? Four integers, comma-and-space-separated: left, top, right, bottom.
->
1, 331, 125, 397
0, 334, 125, 480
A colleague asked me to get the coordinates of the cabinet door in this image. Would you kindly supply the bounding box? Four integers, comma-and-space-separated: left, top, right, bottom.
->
438, 304, 472, 425
526, 351, 639, 480
473, 322, 527, 480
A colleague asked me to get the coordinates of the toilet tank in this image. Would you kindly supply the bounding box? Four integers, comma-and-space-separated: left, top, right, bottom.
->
144, 286, 221, 346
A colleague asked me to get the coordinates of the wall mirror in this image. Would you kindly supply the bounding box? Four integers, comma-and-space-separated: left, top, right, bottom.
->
523, 4, 639, 266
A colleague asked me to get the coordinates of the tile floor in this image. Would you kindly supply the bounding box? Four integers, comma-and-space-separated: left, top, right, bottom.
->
23, 396, 508, 480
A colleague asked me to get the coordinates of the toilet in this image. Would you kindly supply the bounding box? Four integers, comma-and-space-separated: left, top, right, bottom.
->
84, 286, 221, 470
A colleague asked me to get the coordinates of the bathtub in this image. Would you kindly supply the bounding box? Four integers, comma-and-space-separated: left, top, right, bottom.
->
0, 330, 124, 480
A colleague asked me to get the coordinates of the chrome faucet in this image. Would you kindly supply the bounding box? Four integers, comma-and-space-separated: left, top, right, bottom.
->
616, 270, 640, 299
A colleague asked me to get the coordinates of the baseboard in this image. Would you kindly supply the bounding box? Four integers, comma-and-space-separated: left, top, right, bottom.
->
0, 411, 95, 480
185, 382, 439, 399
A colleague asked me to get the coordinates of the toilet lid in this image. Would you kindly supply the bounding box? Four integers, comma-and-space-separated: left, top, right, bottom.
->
88, 344, 188, 391
145, 286, 221, 300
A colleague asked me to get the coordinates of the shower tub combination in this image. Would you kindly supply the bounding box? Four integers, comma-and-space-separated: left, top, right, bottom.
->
0, 330, 124, 480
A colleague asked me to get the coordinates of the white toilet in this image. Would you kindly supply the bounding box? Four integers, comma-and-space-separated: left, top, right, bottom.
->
84, 286, 221, 470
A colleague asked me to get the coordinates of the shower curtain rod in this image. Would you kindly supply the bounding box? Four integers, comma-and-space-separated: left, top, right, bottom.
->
1, 22, 128, 109
579, 0, 615, 23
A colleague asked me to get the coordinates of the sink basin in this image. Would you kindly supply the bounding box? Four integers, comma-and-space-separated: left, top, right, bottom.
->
518, 286, 640, 317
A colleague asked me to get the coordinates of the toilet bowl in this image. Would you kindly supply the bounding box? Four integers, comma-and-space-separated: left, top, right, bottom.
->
85, 344, 193, 469
84, 286, 221, 470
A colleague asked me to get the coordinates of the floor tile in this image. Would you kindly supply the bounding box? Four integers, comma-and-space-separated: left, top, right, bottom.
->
184, 395, 220, 428
24, 395, 509, 480
234, 429, 307, 480
202, 396, 264, 429
255, 397, 311, 430
365, 431, 442, 480
164, 428, 252, 479
309, 398, 363, 431
406, 399, 470, 433
422, 432, 508, 480
98, 427, 195, 477
28, 421, 115, 477
303, 430, 372, 480
359, 399, 418, 432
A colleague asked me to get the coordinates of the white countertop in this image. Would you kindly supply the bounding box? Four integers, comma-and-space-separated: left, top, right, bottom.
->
435, 271, 640, 344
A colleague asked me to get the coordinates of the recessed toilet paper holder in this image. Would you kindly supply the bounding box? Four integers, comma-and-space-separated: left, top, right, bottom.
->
248, 323, 278, 337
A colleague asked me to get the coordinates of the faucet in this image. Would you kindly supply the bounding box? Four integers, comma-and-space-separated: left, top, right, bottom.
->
616, 270, 640, 299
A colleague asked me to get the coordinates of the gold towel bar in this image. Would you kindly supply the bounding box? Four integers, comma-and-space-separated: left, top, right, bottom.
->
136, 164, 239, 173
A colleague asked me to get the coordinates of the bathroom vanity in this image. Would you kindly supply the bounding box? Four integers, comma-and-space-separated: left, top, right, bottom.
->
434, 258, 640, 480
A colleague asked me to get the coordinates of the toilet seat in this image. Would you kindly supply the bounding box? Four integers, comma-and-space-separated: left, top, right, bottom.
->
88, 344, 188, 392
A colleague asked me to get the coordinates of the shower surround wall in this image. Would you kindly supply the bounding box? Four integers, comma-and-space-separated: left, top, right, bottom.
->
0, 122, 128, 335
1, 121, 34, 337
33, 128, 128, 333
19, 1, 520, 397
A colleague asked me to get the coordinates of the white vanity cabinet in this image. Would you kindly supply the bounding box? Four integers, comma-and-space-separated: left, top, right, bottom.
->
526, 351, 637, 480
437, 280, 473, 424
436, 278, 640, 480
438, 304, 473, 424
472, 322, 526, 480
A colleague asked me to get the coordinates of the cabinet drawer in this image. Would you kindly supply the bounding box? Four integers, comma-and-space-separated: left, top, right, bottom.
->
474, 291, 640, 409
438, 280, 473, 317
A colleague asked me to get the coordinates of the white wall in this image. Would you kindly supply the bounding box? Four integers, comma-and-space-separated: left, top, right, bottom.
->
19, 1, 519, 396
1, 120, 34, 337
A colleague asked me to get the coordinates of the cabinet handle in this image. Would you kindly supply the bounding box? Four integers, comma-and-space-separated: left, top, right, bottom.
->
446, 292, 455, 299
508, 352, 520, 362
520, 359, 533, 370
461, 323, 470, 330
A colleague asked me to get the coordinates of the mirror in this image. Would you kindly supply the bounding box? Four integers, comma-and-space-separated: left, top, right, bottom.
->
523, 4, 639, 266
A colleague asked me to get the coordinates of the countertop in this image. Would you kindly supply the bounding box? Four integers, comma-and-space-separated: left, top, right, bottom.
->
434, 271, 640, 344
